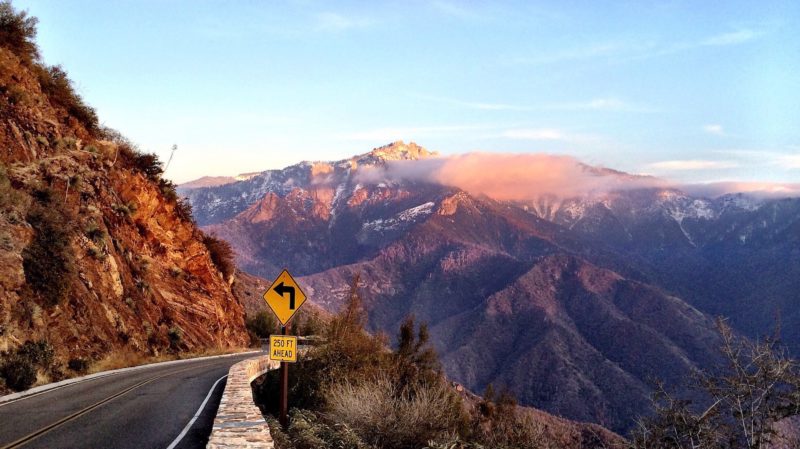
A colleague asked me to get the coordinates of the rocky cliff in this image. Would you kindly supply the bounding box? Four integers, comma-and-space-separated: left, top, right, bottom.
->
0, 14, 248, 387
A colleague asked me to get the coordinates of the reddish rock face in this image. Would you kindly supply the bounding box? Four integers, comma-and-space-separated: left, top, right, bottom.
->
0, 46, 248, 367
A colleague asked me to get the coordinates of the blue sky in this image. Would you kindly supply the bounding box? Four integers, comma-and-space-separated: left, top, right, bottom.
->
15, 0, 800, 184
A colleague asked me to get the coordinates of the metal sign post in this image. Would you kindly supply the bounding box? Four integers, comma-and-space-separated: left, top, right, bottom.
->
280, 324, 289, 428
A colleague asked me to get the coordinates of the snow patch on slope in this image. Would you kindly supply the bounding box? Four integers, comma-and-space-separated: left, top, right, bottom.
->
362, 202, 435, 232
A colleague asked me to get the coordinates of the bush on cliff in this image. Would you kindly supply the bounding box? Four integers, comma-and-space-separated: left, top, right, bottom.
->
0, 1, 39, 63
0, 340, 55, 391
22, 199, 75, 308
202, 233, 235, 281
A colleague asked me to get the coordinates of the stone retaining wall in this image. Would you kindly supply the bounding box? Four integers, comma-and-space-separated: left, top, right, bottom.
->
207, 355, 280, 448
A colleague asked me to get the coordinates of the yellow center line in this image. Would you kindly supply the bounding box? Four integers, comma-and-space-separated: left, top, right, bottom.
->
0, 362, 215, 449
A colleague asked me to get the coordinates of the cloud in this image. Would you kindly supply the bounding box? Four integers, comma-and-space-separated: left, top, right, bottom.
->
509, 42, 626, 65
703, 124, 725, 136
713, 149, 800, 169
356, 152, 667, 200
773, 153, 800, 169
352, 151, 800, 201
548, 97, 656, 113
499, 128, 606, 145
702, 29, 760, 46
683, 182, 800, 198
315, 12, 373, 31
501, 128, 564, 141
415, 94, 653, 114
647, 159, 740, 171
430, 1, 479, 19
412, 94, 532, 111
509, 28, 764, 66
336, 125, 491, 141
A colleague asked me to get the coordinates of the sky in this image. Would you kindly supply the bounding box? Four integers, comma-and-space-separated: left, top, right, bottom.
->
14, 0, 800, 184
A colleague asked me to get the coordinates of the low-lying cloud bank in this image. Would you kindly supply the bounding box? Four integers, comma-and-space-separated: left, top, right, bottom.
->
355, 152, 800, 200
682, 182, 800, 199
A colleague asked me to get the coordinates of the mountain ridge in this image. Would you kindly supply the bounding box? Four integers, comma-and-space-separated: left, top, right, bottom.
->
182, 141, 799, 431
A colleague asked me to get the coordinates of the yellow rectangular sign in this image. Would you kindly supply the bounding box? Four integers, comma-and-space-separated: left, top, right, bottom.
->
269, 335, 298, 363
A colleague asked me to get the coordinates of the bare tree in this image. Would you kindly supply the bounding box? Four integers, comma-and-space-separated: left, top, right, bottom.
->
631, 318, 800, 449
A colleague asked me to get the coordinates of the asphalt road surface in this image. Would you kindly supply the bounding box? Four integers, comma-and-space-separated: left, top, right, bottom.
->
0, 353, 258, 449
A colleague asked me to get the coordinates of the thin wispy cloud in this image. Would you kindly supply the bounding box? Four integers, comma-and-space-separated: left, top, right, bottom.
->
713, 149, 800, 169
702, 29, 760, 46
336, 124, 493, 141
703, 124, 725, 136
683, 182, 800, 198
502, 128, 564, 141
500, 128, 605, 145
430, 1, 480, 19
315, 12, 374, 32
776, 153, 800, 169
548, 97, 656, 113
509, 42, 625, 65
511, 27, 765, 66
417, 94, 654, 114
413, 94, 533, 111
647, 159, 740, 171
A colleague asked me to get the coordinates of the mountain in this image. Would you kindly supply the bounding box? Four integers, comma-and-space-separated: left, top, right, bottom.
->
182, 142, 776, 432
176, 172, 260, 191
181, 140, 437, 227
294, 191, 722, 431
524, 188, 800, 354
0, 20, 248, 386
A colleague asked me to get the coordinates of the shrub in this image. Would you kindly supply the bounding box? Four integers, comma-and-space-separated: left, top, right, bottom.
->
35, 65, 99, 135
630, 319, 800, 449
84, 222, 106, 243
86, 245, 104, 260
168, 326, 182, 347
326, 373, 469, 449
278, 409, 369, 449
17, 340, 53, 368
31, 186, 52, 203
175, 198, 194, 223
67, 357, 89, 373
0, 1, 39, 63
0, 354, 36, 391
112, 203, 131, 217
295, 312, 323, 336
0, 339, 55, 391
246, 310, 278, 340
394, 315, 441, 390
22, 204, 75, 307
159, 178, 178, 202
474, 388, 549, 449
202, 233, 235, 280
99, 126, 128, 144
0, 163, 24, 210
129, 152, 162, 181
54, 136, 77, 151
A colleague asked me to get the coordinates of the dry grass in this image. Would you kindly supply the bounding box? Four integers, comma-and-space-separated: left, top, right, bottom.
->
325, 372, 468, 449
84, 346, 253, 375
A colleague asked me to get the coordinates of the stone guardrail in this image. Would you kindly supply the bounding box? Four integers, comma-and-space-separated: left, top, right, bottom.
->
207, 355, 280, 448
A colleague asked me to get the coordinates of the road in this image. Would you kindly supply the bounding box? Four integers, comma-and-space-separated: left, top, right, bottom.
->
0, 353, 258, 449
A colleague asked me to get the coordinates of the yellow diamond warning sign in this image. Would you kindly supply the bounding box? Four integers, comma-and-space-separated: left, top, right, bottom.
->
263, 269, 307, 326
269, 335, 298, 363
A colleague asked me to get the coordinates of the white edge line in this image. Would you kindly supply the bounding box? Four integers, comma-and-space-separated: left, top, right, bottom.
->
0, 350, 262, 406
166, 374, 228, 449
